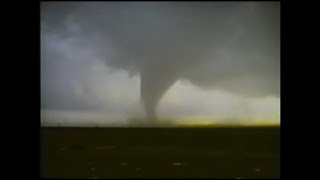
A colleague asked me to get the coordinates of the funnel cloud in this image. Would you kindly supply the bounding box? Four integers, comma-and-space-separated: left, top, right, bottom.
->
41, 2, 280, 123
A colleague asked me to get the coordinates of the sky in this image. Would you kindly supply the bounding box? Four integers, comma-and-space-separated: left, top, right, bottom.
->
41, 2, 280, 127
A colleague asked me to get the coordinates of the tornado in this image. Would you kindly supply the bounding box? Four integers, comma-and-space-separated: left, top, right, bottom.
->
140, 64, 179, 121
41, 2, 280, 122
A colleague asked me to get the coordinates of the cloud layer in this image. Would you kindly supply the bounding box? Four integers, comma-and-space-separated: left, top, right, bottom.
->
41, 2, 280, 125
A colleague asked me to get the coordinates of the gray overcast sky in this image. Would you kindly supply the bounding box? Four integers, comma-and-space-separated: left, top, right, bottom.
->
41, 2, 280, 126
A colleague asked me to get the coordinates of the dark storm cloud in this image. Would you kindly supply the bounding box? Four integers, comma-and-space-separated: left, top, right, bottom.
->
41, 32, 102, 112
41, 2, 280, 119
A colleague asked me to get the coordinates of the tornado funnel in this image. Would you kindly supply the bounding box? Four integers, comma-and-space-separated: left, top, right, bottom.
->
140, 64, 178, 121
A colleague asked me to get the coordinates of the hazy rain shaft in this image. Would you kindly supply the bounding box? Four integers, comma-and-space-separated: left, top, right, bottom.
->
41, 2, 280, 125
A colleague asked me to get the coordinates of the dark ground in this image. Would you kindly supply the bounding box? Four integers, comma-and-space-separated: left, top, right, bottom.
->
41, 126, 280, 178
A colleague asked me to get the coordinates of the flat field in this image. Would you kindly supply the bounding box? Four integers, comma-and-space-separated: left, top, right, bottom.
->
41, 126, 280, 178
